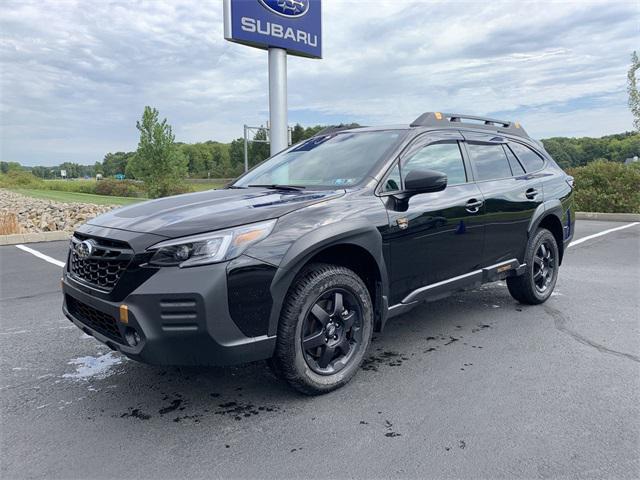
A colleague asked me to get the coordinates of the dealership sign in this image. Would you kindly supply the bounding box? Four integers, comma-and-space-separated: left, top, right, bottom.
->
223, 0, 322, 58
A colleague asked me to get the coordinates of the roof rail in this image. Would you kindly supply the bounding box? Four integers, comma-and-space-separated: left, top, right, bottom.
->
410, 112, 529, 138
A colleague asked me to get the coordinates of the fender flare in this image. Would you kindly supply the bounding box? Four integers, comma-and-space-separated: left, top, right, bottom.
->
266, 221, 389, 336
527, 199, 563, 235
527, 199, 566, 263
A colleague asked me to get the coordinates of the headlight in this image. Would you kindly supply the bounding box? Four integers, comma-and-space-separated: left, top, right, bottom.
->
147, 219, 276, 268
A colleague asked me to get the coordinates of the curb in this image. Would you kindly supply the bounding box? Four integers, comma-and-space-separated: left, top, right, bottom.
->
0, 231, 70, 246
575, 212, 640, 222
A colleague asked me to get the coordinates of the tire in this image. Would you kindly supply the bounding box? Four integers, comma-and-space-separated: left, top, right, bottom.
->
269, 263, 373, 395
507, 228, 559, 305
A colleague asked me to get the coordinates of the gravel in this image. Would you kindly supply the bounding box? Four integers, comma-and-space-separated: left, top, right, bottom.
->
0, 189, 116, 233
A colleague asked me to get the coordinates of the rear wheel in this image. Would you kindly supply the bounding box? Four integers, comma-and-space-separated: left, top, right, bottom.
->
270, 263, 373, 395
507, 228, 559, 305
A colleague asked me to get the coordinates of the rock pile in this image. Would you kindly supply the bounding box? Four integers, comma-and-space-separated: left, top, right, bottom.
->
0, 189, 118, 233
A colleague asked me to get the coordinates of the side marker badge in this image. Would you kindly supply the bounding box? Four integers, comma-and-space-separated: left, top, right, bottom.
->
397, 217, 409, 230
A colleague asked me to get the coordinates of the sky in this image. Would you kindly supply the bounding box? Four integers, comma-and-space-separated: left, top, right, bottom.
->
0, 0, 638, 167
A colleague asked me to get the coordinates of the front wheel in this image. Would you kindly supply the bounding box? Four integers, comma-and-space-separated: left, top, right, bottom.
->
270, 263, 373, 395
507, 228, 559, 305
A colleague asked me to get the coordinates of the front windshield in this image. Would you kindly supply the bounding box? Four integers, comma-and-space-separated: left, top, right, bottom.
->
233, 130, 406, 189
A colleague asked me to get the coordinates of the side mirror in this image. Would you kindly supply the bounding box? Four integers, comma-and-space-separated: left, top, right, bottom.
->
387, 169, 447, 212
404, 169, 447, 194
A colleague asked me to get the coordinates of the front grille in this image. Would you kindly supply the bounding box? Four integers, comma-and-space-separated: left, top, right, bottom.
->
69, 235, 133, 291
67, 296, 123, 343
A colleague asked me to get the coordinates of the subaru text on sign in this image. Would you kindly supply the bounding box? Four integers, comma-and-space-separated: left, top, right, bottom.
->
224, 0, 322, 58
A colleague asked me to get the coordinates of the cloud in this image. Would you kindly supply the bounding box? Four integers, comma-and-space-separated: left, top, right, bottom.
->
0, 0, 637, 166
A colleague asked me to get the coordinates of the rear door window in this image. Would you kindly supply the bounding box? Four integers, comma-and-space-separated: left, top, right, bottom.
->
466, 143, 513, 181
509, 142, 545, 172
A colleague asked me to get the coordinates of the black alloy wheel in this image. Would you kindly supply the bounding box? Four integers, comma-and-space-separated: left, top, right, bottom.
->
507, 228, 559, 305
532, 240, 556, 294
301, 288, 363, 375
269, 263, 373, 395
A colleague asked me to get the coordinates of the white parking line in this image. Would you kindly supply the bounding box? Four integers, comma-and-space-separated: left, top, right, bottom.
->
15, 244, 65, 268
569, 222, 639, 248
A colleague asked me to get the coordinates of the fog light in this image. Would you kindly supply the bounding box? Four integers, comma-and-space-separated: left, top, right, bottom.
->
124, 327, 141, 347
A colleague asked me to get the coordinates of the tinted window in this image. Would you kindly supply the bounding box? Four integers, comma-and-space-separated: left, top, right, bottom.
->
504, 145, 525, 175
466, 143, 512, 181
234, 130, 406, 188
509, 142, 544, 172
402, 142, 467, 185
382, 164, 401, 192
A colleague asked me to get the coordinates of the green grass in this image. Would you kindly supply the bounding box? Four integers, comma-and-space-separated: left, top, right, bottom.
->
10, 188, 143, 206
186, 179, 229, 192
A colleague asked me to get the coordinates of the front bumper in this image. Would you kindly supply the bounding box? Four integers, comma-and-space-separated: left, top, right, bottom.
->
62, 262, 276, 366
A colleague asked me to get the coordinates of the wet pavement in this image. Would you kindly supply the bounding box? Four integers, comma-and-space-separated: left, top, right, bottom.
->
1, 220, 638, 479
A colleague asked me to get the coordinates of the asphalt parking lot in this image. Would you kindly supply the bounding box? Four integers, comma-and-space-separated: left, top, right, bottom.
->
1, 220, 638, 479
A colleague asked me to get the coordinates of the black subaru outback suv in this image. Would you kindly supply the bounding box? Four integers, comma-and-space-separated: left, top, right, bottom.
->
62, 112, 574, 394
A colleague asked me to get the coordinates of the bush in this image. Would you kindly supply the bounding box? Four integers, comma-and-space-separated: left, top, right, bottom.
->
0, 171, 43, 188
41, 179, 97, 194
94, 179, 144, 198
155, 182, 191, 196
567, 161, 640, 213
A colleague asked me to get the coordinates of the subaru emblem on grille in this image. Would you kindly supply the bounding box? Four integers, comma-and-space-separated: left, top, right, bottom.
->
75, 239, 96, 259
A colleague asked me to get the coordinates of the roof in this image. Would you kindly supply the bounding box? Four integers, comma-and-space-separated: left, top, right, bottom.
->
313, 112, 530, 139
410, 112, 529, 138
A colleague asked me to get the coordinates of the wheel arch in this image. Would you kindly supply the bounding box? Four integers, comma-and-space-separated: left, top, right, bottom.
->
267, 224, 389, 336
528, 200, 565, 265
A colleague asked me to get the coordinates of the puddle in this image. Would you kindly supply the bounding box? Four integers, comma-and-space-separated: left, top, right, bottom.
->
214, 401, 280, 421
361, 351, 410, 371
120, 408, 151, 420
384, 419, 401, 438
158, 398, 183, 415
62, 352, 123, 380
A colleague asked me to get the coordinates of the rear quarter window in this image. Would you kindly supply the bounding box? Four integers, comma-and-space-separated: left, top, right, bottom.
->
509, 142, 545, 172
503, 145, 525, 175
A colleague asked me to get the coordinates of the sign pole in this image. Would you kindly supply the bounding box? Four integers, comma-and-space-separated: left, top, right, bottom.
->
243, 124, 249, 172
268, 47, 288, 156
224, 0, 321, 156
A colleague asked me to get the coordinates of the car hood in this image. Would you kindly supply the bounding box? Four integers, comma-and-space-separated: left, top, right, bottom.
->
88, 188, 344, 238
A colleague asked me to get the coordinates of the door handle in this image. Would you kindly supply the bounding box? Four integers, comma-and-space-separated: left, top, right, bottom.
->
465, 198, 483, 213
525, 188, 539, 199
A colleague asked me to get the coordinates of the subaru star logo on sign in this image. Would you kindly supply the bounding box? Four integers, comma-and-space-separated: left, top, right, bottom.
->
259, 0, 310, 18
223, 0, 322, 58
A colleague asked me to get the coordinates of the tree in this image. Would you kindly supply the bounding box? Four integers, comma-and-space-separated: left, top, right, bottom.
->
102, 152, 134, 177
31, 166, 53, 179
0, 161, 22, 174
126, 106, 188, 198
249, 127, 271, 168
628, 51, 640, 131
291, 123, 306, 144
229, 138, 245, 173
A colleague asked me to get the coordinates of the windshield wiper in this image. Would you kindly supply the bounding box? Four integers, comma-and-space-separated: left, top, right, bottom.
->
248, 184, 307, 191
226, 185, 247, 189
